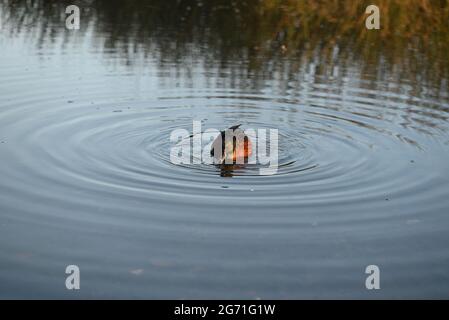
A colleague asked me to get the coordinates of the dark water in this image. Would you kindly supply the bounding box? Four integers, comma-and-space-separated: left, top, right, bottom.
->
1, 0, 449, 298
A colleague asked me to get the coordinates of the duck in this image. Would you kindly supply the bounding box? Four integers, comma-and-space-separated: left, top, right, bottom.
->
210, 124, 252, 164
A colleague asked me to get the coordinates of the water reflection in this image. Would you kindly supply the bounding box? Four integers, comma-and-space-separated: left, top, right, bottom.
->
2, 0, 449, 90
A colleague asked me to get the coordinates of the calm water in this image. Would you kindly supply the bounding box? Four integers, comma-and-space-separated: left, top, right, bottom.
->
1, 0, 449, 298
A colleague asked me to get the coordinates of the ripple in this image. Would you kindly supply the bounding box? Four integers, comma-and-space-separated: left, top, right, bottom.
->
1, 27, 449, 298
2, 86, 449, 220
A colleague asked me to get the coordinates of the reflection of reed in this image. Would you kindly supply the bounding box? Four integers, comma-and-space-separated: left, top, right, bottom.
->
1, 0, 449, 91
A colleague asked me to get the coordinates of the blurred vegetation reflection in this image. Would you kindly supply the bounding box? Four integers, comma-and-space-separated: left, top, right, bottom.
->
1, 0, 449, 95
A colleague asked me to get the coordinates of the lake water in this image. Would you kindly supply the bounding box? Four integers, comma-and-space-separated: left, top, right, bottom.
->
1, 0, 449, 298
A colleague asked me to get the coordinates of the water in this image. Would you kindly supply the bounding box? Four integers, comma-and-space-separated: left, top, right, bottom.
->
1, 0, 449, 298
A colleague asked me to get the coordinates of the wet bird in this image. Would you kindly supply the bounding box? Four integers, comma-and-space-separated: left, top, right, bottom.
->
210, 124, 252, 164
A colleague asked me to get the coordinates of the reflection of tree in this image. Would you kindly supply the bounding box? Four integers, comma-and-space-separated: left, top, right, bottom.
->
1, 0, 449, 93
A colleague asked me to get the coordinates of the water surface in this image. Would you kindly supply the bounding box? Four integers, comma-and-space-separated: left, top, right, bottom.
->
1, 0, 449, 298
